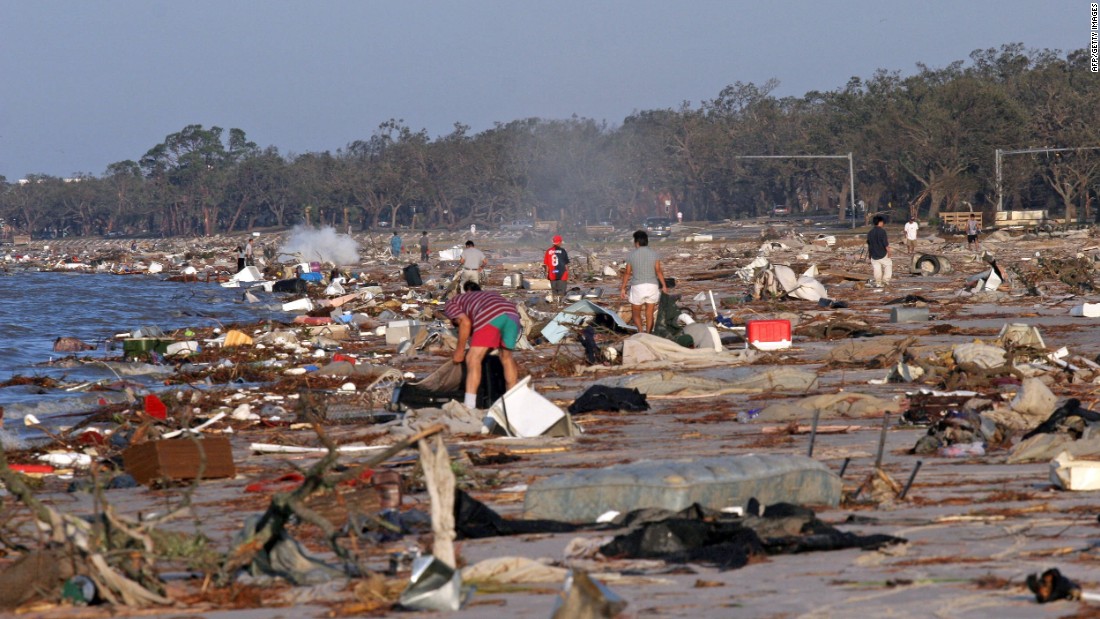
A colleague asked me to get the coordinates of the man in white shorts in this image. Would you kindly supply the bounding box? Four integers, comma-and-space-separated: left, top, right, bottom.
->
620, 229, 668, 333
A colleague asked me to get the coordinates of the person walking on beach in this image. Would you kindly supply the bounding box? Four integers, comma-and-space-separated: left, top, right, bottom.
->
903, 217, 919, 255
390, 232, 403, 258
419, 231, 430, 261
458, 240, 487, 292
867, 215, 892, 288
444, 282, 520, 410
621, 230, 668, 333
543, 234, 570, 304
235, 245, 246, 273
966, 213, 981, 251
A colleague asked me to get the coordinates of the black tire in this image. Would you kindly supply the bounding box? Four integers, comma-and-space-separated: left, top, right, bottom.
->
915, 255, 942, 275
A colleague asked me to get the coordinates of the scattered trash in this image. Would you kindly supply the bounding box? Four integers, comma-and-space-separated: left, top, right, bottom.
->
122, 437, 236, 486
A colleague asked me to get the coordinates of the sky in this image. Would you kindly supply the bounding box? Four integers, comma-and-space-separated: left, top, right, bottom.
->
0, 1, 1084, 180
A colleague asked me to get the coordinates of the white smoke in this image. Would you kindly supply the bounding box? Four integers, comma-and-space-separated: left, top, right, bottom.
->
278, 225, 360, 266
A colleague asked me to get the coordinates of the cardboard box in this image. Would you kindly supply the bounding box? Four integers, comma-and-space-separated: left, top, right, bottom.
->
123, 437, 236, 486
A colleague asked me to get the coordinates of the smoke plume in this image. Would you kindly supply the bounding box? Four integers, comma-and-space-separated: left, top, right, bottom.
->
278, 225, 360, 265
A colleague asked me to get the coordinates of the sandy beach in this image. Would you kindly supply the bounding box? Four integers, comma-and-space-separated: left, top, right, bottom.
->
4, 220, 1100, 618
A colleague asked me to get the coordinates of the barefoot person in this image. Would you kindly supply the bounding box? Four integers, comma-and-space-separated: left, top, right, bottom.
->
444, 282, 520, 410
620, 230, 668, 333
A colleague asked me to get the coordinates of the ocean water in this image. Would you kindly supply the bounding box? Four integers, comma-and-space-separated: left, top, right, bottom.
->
0, 271, 282, 432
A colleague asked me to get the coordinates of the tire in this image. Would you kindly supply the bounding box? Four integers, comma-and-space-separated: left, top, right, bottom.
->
915, 255, 942, 275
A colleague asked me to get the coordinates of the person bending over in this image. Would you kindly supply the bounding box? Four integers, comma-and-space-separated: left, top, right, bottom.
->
444, 281, 520, 409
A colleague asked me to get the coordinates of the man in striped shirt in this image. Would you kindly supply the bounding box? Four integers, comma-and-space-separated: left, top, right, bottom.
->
443, 282, 521, 409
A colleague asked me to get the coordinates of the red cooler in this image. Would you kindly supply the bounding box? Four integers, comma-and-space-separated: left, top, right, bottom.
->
747, 319, 792, 351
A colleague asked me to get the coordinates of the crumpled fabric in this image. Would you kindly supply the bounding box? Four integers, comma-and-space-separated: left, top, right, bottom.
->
619, 333, 756, 369
952, 343, 1007, 369
569, 385, 649, 414
757, 392, 902, 422
616, 368, 817, 397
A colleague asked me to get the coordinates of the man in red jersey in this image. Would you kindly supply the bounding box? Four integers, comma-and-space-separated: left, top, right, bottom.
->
543, 234, 570, 304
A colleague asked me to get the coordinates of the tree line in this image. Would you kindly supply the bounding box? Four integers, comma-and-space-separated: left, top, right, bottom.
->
2, 43, 1098, 239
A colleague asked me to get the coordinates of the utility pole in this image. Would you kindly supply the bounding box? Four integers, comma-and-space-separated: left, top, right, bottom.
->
736, 154, 857, 228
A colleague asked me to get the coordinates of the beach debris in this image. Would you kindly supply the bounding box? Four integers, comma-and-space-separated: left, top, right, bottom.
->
53, 336, 96, 352
550, 569, 627, 619
122, 437, 236, 486
524, 454, 841, 522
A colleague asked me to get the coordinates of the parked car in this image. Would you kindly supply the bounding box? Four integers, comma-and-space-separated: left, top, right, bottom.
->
644, 217, 673, 237
772, 205, 790, 216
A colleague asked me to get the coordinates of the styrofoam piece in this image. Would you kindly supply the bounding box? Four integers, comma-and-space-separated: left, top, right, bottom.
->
233, 265, 263, 282
282, 297, 314, 313
484, 376, 565, 437
1071, 303, 1100, 317
147, 261, 163, 274
438, 247, 462, 261
998, 323, 1046, 348
683, 322, 722, 352
1051, 451, 1100, 490
166, 341, 200, 356
385, 320, 423, 345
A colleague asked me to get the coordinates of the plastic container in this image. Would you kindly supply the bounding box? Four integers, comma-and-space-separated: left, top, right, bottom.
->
747, 319, 791, 351
385, 319, 423, 345
123, 338, 171, 357
299, 272, 323, 283
524, 454, 841, 522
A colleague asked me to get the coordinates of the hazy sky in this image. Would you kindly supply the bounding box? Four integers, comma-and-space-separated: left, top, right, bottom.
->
0, 1, 1083, 180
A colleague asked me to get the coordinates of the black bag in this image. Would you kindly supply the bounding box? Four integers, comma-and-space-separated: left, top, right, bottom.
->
403, 264, 423, 286
272, 278, 308, 294
396, 355, 506, 410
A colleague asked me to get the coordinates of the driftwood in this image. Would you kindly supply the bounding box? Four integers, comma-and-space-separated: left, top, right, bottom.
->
220, 423, 445, 583
0, 445, 173, 608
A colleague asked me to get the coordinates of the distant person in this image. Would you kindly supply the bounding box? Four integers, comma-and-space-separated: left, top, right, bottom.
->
677, 211, 683, 224
543, 235, 570, 304
470, 223, 477, 237
444, 281, 520, 410
419, 231, 430, 261
966, 213, 981, 251
867, 215, 892, 288
390, 231, 403, 258
235, 245, 245, 273
244, 238, 255, 266
620, 230, 668, 333
903, 217, 919, 255
458, 240, 487, 292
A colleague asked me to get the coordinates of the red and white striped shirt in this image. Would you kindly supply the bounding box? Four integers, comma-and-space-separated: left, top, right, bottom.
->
444, 291, 519, 333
